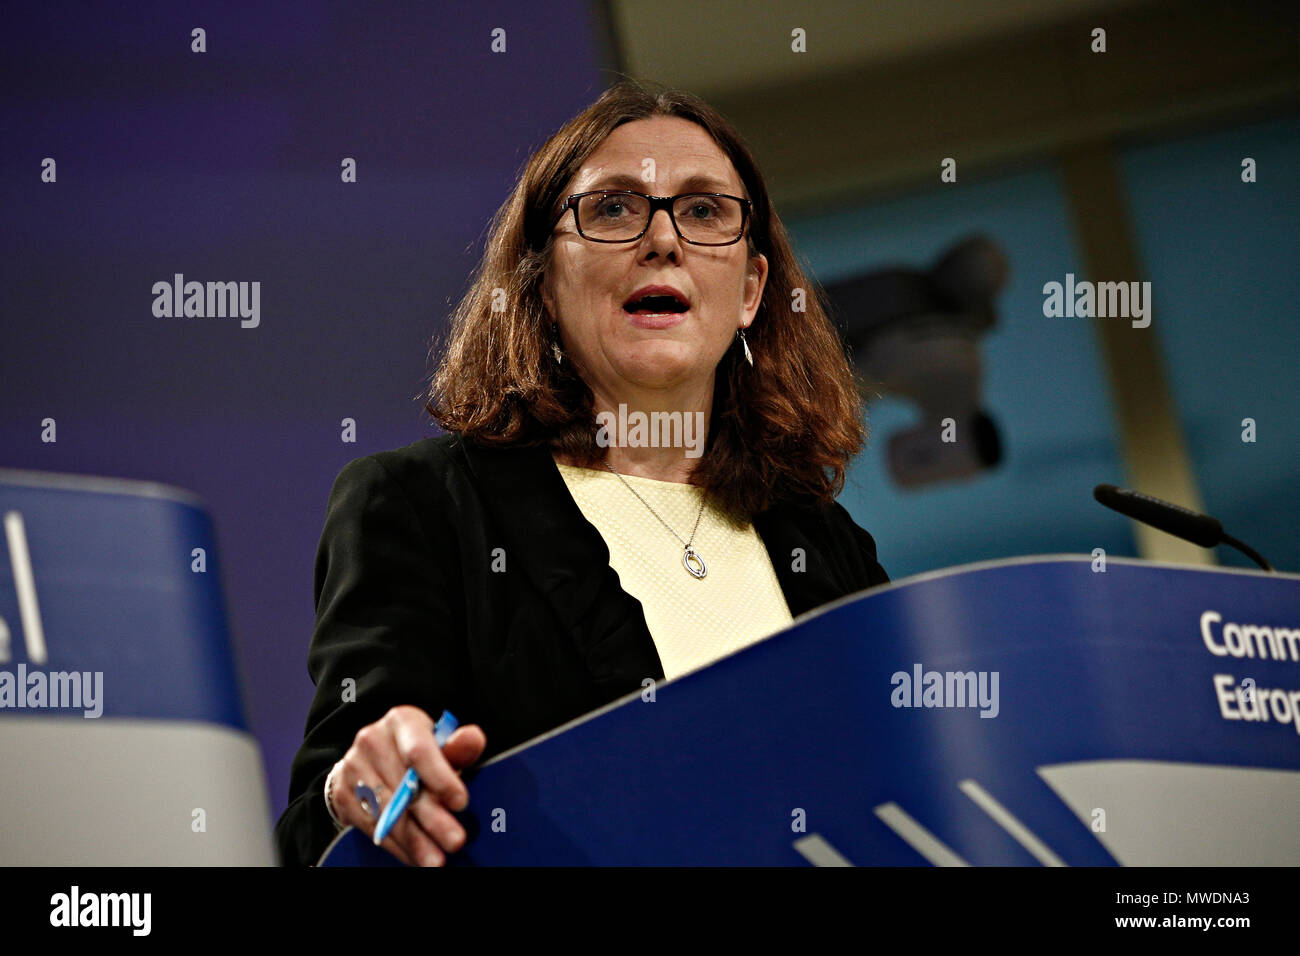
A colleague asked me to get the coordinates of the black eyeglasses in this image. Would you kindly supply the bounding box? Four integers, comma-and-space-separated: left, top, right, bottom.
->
553, 190, 752, 246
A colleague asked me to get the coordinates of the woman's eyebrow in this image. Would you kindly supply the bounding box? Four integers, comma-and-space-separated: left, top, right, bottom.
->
585, 172, 736, 193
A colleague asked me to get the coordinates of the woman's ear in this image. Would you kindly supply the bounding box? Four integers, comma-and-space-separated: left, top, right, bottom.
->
743, 253, 769, 318
540, 279, 553, 319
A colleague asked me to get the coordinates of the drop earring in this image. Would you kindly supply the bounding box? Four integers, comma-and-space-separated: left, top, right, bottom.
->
551, 322, 564, 364
737, 327, 753, 367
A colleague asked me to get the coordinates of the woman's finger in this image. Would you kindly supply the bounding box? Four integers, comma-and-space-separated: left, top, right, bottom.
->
391, 713, 468, 813
441, 724, 488, 770
333, 754, 417, 866
405, 790, 467, 856
351, 721, 410, 804
387, 809, 446, 867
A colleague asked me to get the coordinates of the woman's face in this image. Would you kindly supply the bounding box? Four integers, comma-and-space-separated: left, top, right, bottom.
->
542, 116, 768, 406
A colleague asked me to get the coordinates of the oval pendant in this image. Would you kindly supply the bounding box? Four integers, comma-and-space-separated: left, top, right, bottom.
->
682, 545, 707, 579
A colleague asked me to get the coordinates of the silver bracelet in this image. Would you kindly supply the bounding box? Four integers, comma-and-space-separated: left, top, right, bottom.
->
323, 762, 346, 831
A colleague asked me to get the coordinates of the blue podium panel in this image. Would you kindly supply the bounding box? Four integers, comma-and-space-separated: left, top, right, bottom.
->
0, 470, 244, 728
321, 557, 1300, 867
0, 469, 273, 865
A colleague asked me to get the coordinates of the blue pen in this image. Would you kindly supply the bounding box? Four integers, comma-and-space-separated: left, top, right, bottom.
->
372, 709, 459, 846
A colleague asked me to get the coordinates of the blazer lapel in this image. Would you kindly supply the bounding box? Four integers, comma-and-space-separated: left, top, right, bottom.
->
752, 501, 853, 618
457, 438, 667, 689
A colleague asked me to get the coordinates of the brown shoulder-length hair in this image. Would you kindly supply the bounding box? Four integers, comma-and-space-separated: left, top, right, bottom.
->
423, 78, 866, 524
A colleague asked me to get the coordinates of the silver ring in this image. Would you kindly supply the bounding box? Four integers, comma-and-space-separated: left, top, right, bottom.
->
354, 781, 381, 820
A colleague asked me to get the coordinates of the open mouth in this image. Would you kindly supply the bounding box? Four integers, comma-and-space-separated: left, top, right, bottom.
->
622, 293, 690, 316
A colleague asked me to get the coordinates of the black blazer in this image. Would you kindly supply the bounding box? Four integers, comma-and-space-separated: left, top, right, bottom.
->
274, 432, 889, 866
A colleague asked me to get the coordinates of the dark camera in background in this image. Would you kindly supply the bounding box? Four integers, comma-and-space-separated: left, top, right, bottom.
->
826, 235, 1009, 489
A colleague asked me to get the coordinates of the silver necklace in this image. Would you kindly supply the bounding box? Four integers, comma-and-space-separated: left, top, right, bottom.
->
599, 459, 708, 579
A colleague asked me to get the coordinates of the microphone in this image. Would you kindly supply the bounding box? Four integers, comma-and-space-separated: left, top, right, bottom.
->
1093, 484, 1273, 571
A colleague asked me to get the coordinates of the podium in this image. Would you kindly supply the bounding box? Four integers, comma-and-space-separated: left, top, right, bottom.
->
322, 555, 1300, 866
0, 468, 275, 865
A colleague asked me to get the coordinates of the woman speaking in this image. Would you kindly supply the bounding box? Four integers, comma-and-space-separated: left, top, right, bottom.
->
275, 79, 889, 867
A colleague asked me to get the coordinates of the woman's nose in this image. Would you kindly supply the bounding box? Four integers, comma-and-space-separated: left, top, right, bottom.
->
641, 208, 681, 252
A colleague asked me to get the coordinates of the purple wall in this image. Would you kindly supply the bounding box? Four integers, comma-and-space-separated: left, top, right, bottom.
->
0, 1, 611, 818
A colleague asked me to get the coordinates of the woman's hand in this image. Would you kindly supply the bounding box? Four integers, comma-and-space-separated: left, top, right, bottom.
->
327, 705, 487, 866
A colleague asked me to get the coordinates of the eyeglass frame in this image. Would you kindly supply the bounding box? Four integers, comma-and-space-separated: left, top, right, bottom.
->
552, 189, 754, 246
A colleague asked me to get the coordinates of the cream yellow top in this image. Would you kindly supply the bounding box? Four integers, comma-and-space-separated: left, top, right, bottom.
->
555, 462, 794, 682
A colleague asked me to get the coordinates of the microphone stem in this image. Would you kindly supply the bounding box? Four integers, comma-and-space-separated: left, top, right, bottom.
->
1220, 533, 1273, 572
